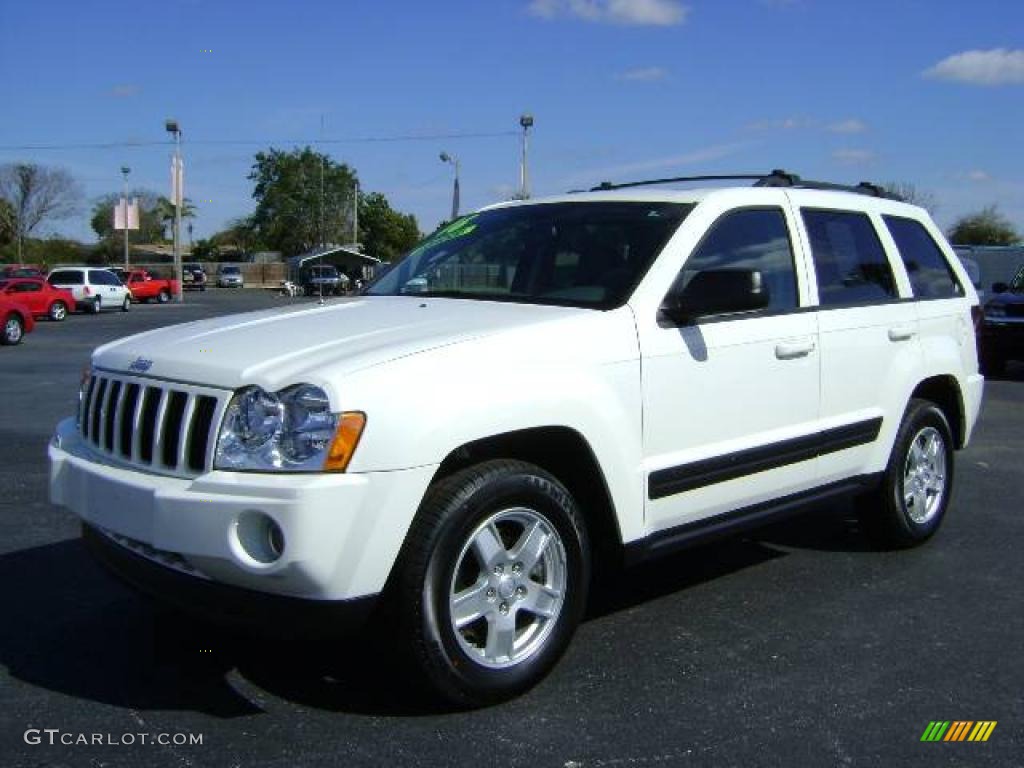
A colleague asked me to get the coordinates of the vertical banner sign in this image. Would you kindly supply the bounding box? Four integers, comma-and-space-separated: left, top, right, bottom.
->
171, 155, 184, 207
113, 198, 140, 230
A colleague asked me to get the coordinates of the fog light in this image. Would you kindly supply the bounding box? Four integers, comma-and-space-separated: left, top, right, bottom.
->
234, 511, 285, 565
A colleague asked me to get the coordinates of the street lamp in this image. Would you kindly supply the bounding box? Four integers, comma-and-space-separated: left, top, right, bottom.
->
440, 151, 460, 220
519, 113, 534, 199
165, 119, 184, 302
120, 166, 131, 269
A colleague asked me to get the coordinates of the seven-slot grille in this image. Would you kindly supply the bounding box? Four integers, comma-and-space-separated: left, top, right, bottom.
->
79, 371, 227, 476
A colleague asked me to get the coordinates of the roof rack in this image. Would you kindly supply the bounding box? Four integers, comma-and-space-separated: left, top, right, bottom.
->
584, 169, 904, 201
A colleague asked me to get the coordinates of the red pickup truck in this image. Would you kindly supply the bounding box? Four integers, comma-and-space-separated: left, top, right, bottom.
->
122, 270, 180, 303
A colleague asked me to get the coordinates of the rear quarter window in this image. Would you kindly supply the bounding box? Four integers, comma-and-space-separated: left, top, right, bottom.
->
883, 216, 963, 299
48, 270, 84, 285
88, 270, 118, 286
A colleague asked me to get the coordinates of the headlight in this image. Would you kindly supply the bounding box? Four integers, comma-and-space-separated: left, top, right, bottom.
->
77, 365, 91, 427
214, 384, 360, 472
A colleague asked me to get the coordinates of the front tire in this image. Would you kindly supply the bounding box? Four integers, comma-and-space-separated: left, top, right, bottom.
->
90, 297, 102, 314
122, 295, 131, 312
158, 289, 170, 303
857, 399, 954, 548
2, 313, 24, 345
48, 301, 67, 321
390, 460, 590, 707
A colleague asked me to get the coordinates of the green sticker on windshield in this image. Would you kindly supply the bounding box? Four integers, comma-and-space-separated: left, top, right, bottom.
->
409, 215, 479, 257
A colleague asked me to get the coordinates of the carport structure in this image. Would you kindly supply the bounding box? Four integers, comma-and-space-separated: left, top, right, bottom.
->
286, 245, 382, 283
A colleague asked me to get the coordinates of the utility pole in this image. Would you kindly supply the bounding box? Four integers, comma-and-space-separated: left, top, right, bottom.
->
352, 179, 359, 246
165, 119, 184, 302
121, 166, 131, 269
519, 113, 534, 199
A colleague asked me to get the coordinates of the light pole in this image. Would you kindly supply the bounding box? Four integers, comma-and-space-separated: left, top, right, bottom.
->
165, 119, 184, 302
440, 151, 460, 220
519, 113, 534, 199
121, 166, 131, 269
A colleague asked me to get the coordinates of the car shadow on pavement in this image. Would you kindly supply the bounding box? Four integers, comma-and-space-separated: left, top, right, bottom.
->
0, 537, 459, 718
0, 538, 263, 719
0, 506, 873, 719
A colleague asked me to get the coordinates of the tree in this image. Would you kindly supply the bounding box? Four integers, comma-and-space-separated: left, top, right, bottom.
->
358, 191, 421, 262
154, 196, 197, 240
883, 182, 938, 214
0, 198, 14, 247
191, 238, 218, 261
210, 216, 264, 256
0, 163, 83, 260
948, 206, 1020, 246
90, 189, 168, 244
248, 147, 358, 256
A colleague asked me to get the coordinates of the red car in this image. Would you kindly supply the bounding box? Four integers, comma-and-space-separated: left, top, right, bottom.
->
0, 277, 77, 321
121, 269, 180, 303
0, 295, 34, 345
0, 264, 45, 279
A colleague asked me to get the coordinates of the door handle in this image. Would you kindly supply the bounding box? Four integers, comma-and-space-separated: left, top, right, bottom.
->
775, 339, 815, 360
888, 325, 916, 342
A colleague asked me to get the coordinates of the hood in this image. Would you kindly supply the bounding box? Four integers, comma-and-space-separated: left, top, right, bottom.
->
92, 296, 590, 391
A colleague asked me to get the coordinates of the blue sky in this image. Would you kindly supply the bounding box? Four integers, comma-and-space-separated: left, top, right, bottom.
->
1, 0, 1022, 245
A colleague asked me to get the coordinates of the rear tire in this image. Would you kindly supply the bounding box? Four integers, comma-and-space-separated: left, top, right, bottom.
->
122, 295, 131, 312
48, 301, 67, 321
856, 399, 954, 548
387, 460, 590, 707
1, 313, 24, 345
158, 289, 170, 303
90, 297, 102, 314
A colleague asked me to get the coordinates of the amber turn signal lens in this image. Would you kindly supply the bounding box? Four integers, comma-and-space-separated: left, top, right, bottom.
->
324, 412, 366, 472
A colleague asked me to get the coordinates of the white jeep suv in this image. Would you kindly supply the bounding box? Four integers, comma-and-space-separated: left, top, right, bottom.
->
49, 171, 984, 705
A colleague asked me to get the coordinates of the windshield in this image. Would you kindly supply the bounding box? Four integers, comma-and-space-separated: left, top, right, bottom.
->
222, 266, 240, 274
366, 201, 692, 309
1010, 265, 1024, 292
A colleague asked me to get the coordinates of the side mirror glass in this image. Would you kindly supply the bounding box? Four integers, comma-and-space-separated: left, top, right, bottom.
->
992, 282, 1009, 294
661, 269, 770, 325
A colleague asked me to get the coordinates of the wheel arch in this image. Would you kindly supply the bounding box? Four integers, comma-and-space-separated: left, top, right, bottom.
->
910, 375, 966, 449
430, 426, 625, 571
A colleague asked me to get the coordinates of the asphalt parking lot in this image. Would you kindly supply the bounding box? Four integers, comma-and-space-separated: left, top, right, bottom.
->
1, 289, 1021, 767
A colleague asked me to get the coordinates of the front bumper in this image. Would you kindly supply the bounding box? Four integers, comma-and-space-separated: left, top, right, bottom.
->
49, 417, 437, 603
83, 522, 378, 633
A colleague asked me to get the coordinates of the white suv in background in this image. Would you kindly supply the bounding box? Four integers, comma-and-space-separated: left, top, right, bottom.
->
48, 171, 983, 706
47, 267, 132, 314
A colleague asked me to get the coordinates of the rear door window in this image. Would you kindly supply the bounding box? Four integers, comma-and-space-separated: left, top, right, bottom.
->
48, 270, 84, 285
883, 216, 963, 299
801, 210, 897, 306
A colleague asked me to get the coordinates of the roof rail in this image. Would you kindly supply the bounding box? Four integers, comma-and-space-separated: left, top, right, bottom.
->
588, 173, 769, 192
583, 169, 904, 201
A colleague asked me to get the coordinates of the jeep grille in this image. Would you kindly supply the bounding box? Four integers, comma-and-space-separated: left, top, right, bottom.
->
79, 371, 227, 476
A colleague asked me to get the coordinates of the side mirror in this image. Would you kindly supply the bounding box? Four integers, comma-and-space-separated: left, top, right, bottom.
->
992, 282, 1009, 294
661, 269, 770, 325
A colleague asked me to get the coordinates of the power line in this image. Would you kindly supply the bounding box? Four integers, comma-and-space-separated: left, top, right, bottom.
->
0, 130, 519, 152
